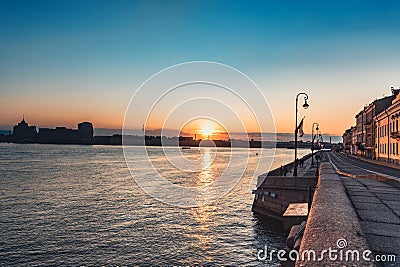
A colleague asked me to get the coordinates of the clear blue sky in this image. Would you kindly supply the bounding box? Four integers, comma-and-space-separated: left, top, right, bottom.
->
1, 0, 400, 134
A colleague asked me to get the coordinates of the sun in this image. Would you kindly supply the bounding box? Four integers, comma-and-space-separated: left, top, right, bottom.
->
180, 119, 226, 140
199, 124, 215, 137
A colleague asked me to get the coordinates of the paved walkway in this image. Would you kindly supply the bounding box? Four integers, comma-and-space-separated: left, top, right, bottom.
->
340, 176, 400, 266
297, 156, 318, 177
327, 152, 400, 266
284, 155, 318, 177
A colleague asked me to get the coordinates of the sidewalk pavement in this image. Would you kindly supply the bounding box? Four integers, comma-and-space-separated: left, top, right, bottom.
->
296, 156, 318, 177
341, 175, 400, 266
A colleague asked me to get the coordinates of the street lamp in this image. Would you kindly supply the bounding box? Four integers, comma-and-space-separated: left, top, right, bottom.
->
311, 123, 319, 166
315, 130, 322, 175
294, 92, 309, 176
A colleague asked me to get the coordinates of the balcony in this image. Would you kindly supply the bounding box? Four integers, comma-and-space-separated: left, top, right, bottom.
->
391, 131, 400, 139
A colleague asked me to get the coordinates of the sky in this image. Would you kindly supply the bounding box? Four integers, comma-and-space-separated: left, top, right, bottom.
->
1, 0, 400, 135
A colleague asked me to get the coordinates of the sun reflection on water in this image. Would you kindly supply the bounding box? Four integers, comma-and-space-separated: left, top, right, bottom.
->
197, 148, 217, 186
188, 204, 216, 263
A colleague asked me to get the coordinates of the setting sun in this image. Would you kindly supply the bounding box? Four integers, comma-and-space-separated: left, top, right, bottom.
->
195, 120, 228, 140
179, 119, 227, 140
198, 123, 216, 137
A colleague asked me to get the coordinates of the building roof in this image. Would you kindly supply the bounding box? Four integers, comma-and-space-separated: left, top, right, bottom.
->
355, 88, 400, 118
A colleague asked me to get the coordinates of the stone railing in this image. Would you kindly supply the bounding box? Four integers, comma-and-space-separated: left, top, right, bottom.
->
296, 163, 374, 266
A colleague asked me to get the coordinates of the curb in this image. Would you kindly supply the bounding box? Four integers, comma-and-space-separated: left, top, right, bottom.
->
333, 154, 400, 187
346, 153, 400, 171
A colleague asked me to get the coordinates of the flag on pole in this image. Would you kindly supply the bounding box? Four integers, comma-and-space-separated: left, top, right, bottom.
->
297, 117, 305, 137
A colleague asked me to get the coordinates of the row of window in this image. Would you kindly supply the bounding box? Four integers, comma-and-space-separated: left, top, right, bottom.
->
379, 142, 399, 155
378, 125, 387, 137
391, 119, 399, 133
377, 118, 399, 137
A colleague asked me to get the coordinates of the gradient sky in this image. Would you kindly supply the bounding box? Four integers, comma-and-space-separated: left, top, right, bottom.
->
1, 0, 400, 135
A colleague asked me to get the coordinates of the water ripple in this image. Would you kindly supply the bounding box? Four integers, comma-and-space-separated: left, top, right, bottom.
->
0, 144, 309, 266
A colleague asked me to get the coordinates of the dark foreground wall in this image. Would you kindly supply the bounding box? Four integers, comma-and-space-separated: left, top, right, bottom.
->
252, 176, 317, 221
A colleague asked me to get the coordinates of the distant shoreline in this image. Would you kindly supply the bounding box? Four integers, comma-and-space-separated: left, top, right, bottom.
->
0, 135, 336, 149
0, 128, 342, 142
1, 119, 341, 148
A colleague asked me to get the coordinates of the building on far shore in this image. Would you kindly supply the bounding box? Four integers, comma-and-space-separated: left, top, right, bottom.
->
78, 122, 94, 144
3, 117, 94, 145
12, 116, 38, 143
39, 121, 93, 144
343, 87, 400, 164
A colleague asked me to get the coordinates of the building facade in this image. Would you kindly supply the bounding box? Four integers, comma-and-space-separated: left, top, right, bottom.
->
375, 92, 400, 164
350, 126, 357, 155
342, 128, 352, 153
355, 110, 365, 157
343, 87, 400, 163
364, 95, 396, 159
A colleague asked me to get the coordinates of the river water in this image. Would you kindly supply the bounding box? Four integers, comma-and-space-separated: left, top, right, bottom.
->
0, 144, 309, 266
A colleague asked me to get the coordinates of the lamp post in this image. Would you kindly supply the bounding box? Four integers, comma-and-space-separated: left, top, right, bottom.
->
311, 123, 319, 166
294, 92, 309, 176
315, 129, 322, 175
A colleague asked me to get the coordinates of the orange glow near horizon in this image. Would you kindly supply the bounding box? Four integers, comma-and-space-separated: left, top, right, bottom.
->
1, 113, 352, 136
179, 119, 228, 140
1, 111, 350, 136
0, 88, 354, 136
1, 96, 354, 136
